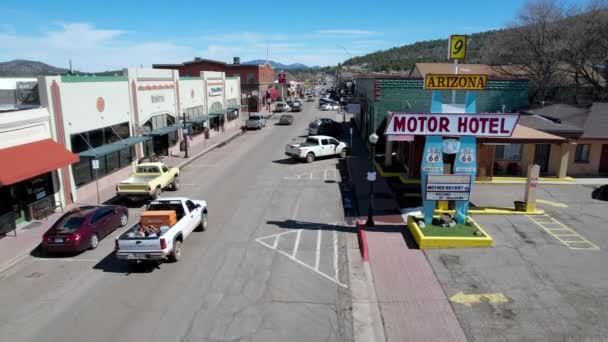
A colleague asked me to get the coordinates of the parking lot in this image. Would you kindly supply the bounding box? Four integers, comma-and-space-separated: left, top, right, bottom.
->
426, 183, 608, 341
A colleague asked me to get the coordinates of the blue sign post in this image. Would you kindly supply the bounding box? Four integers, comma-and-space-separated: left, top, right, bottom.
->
452, 92, 477, 223
420, 92, 445, 224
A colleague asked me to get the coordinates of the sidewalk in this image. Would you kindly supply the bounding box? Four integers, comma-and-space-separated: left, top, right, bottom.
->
0, 126, 244, 273
346, 122, 467, 342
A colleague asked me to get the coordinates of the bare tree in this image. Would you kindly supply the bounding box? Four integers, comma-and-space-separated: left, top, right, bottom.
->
561, 0, 608, 101
488, 0, 567, 103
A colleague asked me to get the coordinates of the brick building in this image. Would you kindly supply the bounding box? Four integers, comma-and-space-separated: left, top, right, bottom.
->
153, 58, 275, 112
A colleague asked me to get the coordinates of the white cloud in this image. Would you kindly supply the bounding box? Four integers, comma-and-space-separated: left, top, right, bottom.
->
0, 24, 391, 70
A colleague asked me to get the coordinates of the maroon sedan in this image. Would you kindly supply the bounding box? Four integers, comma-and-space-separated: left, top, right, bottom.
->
42, 205, 129, 253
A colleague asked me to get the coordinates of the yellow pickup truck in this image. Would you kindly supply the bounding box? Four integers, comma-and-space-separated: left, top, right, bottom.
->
116, 162, 180, 201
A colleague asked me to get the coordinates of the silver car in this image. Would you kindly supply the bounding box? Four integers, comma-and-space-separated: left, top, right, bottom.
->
246, 114, 266, 129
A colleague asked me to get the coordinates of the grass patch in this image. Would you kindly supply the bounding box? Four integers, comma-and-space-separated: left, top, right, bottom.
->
416, 220, 483, 237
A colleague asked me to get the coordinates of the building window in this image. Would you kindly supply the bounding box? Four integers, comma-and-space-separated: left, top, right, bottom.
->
575, 144, 591, 162
495, 144, 523, 161
143, 140, 154, 158
246, 73, 255, 84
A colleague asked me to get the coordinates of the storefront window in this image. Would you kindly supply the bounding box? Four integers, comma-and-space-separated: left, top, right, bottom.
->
73, 157, 93, 186
168, 131, 178, 146
575, 144, 590, 162
495, 144, 523, 161
106, 151, 119, 172
143, 140, 154, 157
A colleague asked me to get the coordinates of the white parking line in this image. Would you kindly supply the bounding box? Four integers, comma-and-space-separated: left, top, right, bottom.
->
315, 230, 322, 270
292, 229, 302, 258
333, 230, 339, 282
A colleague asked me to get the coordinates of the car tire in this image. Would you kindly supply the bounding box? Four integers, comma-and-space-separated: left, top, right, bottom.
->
151, 187, 161, 200
196, 212, 208, 232
119, 213, 128, 227
340, 149, 347, 158
172, 177, 180, 191
89, 233, 99, 250
170, 240, 182, 262
306, 152, 315, 163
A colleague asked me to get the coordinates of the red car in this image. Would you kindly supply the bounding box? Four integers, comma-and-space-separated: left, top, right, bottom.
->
42, 205, 129, 253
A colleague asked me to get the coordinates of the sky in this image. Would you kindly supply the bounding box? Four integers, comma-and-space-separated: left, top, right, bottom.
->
0, 0, 581, 71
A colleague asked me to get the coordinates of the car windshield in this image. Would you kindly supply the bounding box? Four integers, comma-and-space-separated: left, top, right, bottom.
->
250, 116, 261, 120
59, 217, 86, 230
137, 166, 159, 173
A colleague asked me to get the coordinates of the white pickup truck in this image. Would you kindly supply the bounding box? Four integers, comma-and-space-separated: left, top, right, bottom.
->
285, 135, 348, 163
115, 197, 208, 263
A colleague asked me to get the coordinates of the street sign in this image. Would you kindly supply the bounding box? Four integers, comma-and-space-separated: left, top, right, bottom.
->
425, 74, 487, 90
367, 172, 376, 182
278, 73, 287, 84
426, 174, 471, 201
448, 35, 467, 60
92, 159, 100, 170
385, 112, 519, 137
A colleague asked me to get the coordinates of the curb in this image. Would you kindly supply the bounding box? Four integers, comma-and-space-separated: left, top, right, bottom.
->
356, 220, 370, 261
0, 245, 38, 274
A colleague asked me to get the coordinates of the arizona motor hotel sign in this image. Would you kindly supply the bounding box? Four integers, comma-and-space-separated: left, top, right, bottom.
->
384, 112, 519, 137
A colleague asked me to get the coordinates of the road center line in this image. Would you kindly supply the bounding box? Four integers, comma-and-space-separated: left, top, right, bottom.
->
315, 230, 322, 270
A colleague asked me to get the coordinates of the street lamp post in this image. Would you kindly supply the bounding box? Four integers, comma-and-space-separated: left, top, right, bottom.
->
183, 113, 189, 158
366, 133, 379, 227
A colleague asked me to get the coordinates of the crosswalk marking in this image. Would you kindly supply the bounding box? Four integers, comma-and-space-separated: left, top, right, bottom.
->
256, 228, 347, 288
525, 214, 599, 251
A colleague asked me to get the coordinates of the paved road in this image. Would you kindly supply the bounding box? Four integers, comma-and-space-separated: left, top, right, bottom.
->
0, 101, 354, 342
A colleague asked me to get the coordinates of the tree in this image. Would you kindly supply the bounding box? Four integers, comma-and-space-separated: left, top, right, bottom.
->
488, 0, 568, 103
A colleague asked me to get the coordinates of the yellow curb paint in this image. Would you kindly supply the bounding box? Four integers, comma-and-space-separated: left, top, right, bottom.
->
407, 216, 493, 249
537, 199, 568, 208
449, 291, 508, 307
374, 162, 401, 178
435, 208, 545, 215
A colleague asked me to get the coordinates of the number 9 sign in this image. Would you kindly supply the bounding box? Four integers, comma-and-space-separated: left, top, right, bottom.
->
449, 35, 467, 60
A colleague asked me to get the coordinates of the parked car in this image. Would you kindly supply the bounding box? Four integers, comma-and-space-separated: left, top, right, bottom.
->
116, 162, 180, 201
291, 101, 302, 112
321, 103, 340, 111
286, 100, 294, 107
285, 135, 348, 163
42, 205, 129, 253
246, 113, 266, 130
279, 114, 294, 125
115, 197, 207, 264
275, 102, 290, 112
307, 96, 314, 102
316, 121, 344, 139
308, 118, 337, 135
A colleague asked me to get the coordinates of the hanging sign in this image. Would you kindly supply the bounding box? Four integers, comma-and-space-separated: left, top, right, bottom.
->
278, 73, 287, 84
385, 112, 518, 137
426, 174, 471, 201
425, 74, 487, 90
92, 159, 100, 170
448, 35, 467, 60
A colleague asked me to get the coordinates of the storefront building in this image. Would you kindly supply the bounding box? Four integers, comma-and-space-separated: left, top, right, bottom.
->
153, 57, 273, 112
0, 107, 79, 228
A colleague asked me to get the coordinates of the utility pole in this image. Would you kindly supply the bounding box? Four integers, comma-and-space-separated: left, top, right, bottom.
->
183, 113, 189, 158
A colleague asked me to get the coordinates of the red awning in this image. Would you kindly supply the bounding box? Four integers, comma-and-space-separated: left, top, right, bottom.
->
267, 88, 280, 100
0, 139, 80, 186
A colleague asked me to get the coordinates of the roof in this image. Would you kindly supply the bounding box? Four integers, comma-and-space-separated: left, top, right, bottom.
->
410, 63, 527, 80
479, 124, 565, 143
518, 114, 584, 137
524, 104, 589, 128
0, 139, 79, 186
581, 103, 608, 139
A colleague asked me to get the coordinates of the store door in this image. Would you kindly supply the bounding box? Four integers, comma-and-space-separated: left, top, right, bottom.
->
600, 144, 608, 174
534, 144, 551, 173
153, 136, 169, 157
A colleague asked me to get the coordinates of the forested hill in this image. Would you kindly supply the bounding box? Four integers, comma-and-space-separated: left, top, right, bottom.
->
342, 30, 503, 72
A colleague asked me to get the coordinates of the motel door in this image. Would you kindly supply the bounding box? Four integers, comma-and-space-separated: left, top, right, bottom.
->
600, 144, 608, 174
534, 144, 551, 173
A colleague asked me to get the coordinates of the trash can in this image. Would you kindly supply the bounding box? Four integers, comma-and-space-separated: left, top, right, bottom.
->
514, 201, 527, 211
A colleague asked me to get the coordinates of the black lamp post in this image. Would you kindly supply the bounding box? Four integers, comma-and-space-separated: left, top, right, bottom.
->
183, 113, 189, 158
366, 133, 379, 227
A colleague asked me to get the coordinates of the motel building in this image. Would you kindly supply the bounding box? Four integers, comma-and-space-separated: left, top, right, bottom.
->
352, 63, 589, 180
0, 68, 241, 228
